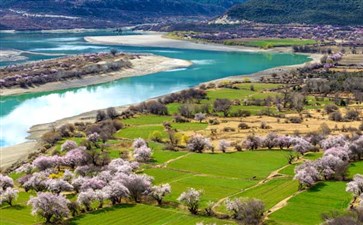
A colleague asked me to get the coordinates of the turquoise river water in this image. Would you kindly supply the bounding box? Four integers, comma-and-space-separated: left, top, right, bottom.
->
0, 30, 310, 147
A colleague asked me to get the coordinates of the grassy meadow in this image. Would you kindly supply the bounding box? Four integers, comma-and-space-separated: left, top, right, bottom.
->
224, 39, 316, 49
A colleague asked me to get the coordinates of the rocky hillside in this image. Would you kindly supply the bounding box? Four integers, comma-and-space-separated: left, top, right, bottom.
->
225, 0, 363, 25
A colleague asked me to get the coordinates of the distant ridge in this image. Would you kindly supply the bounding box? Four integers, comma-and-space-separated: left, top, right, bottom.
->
226, 0, 363, 25
0, 0, 245, 30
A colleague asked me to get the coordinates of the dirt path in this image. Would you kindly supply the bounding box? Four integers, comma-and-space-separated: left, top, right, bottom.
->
263, 190, 305, 222
212, 164, 291, 212
155, 152, 192, 168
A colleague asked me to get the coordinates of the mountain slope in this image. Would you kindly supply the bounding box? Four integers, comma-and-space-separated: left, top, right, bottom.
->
0, 0, 245, 18
226, 0, 363, 25
0, 0, 245, 30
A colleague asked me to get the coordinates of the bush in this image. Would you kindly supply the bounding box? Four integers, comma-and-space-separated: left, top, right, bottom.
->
344, 110, 360, 121
359, 122, 363, 131
230, 109, 251, 117
173, 114, 190, 123
58, 123, 75, 137
329, 111, 343, 121
260, 122, 271, 129
146, 101, 168, 115
289, 116, 303, 124
96, 110, 107, 122
223, 127, 236, 132
325, 104, 339, 114
179, 104, 194, 118
257, 108, 275, 116
149, 131, 163, 142
238, 122, 250, 129
106, 107, 118, 119
42, 131, 62, 145
320, 123, 331, 135
208, 118, 220, 125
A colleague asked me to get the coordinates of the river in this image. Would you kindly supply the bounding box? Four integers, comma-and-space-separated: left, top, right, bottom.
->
0, 29, 310, 147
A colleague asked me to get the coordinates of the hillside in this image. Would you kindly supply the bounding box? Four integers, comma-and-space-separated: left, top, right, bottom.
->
226, 0, 363, 25
0, 0, 245, 30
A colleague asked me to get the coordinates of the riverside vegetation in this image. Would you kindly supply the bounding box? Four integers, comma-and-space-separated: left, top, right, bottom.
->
0, 52, 132, 89
1, 51, 363, 224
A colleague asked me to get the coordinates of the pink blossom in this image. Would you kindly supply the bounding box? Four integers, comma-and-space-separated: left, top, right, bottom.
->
28, 192, 70, 223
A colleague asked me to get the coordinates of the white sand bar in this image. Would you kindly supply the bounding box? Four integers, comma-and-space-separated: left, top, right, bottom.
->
85, 34, 262, 52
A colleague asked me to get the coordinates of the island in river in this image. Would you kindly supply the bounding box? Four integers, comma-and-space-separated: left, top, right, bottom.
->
0, 52, 191, 96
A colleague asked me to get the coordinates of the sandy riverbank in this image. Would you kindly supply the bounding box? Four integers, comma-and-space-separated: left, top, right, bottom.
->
85, 34, 282, 53
0, 50, 28, 62
0, 141, 38, 171
0, 55, 192, 96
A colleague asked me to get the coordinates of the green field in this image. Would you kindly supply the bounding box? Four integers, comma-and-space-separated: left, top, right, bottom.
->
167, 151, 290, 180
115, 115, 207, 140
268, 182, 351, 225
224, 39, 316, 49
348, 161, 363, 178
0, 192, 36, 225
234, 178, 298, 209
70, 204, 234, 225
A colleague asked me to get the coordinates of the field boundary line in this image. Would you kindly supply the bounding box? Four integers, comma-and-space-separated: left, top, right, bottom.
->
212, 164, 290, 212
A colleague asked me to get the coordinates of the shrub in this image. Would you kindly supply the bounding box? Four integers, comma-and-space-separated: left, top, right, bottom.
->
208, 118, 220, 125
257, 108, 275, 116
178, 104, 194, 118
230, 109, 252, 117
223, 127, 236, 132
96, 110, 107, 122
106, 107, 118, 119
260, 122, 271, 129
42, 131, 62, 145
146, 101, 168, 115
173, 114, 189, 123
289, 116, 303, 124
149, 131, 163, 142
320, 123, 331, 136
329, 111, 343, 122
238, 122, 250, 130
345, 110, 360, 121
325, 104, 339, 114
58, 123, 75, 137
